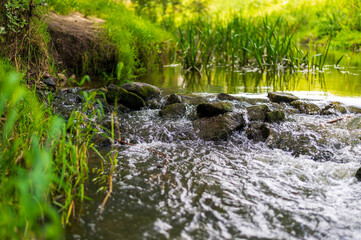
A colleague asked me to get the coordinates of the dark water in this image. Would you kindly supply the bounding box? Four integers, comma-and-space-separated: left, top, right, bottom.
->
66, 64, 361, 240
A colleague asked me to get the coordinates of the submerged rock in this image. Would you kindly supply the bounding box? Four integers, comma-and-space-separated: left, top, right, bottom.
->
159, 103, 186, 119
197, 102, 233, 117
265, 110, 286, 122
106, 84, 145, 110
247, 104, 270, 121
321, 102, 347, 115
290, 100, 321, 115
356, 167, 361, 181
268, 92, 299, 103
122, 82, 160, 100
193, 112, 245, 140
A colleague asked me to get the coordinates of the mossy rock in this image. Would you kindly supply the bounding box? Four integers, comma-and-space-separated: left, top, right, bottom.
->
193, 112, 245, 141
165, 94, 182, 106
290, 100, 321, 115
246, 122, 273, 142
217, 93, 240, 101
321, 102, 347, 115
348, 106, 361, 114
265, 110, 286, 122
246, 104, 270, 121
159, 103, 186, 119
268, 92, 299, 103
122, 82, 160, 100
197, 102, 233, 117
106, 84, 145, 110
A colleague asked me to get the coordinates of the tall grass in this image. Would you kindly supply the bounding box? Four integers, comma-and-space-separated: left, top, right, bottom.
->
177, 14, 317, 72
0, 60, 106, 238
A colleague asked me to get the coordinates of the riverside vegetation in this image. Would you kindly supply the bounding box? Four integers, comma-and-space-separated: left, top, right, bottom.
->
1, 0, 361, 238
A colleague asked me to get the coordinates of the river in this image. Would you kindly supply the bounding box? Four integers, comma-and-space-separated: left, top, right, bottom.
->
65, 63, 361, 240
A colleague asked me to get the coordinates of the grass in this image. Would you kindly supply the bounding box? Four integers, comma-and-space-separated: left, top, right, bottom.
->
0, 59, 109, 238
47, 0, 170, 84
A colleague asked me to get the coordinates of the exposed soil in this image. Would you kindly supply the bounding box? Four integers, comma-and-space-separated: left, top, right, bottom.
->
46, 12, 116, 75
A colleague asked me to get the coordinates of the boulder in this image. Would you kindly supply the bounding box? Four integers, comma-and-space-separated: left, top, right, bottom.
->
197, 102, 233, 117
268, 92, 299, 103
122, 82, 160, 100
165, 94, 182, 105
290, 100, 321, 115
321, 102, 347, 115
356, 167, 361, 181
247, 104, 270, 121
265, 110, 286, 122
193, 112, 245, 140
159, 103, 187, 119
106, 84, 145, 110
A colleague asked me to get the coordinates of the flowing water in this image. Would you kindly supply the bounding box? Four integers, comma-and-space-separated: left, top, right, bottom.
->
65, 63, 361, 240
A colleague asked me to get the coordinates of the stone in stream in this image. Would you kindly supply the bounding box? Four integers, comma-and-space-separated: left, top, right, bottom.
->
265, 110, 286, 122
159, 103, 187, 119
290, 100, 321, 115
356, 167, 361, 181
348, 106, 361, 114
165, 94, 182, 106
193, 112, 245, 141
217, 93, 240, 101
106, 84, 145, 110
197, 102, 233, 117
268, 92, 299, 103
43, 77, 56, 90
246, 122, 273, 142
122, 82, 160, 100
321, 102, 347, 115
246, 104, 271, 121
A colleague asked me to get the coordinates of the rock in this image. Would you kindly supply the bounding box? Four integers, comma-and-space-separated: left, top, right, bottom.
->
122, 82, 160, 100
106, 84, 145, 110
321, 102, 347, 115
165, 94, 182, 105
290, 100, 321, 115
217, 93, 240, 101
246, 122, 272, 142
43, 77, 56, 87
348, 106, 361, 114
147, 97, 161, 109
197, 102, 233, 117
193, 112, 245, 141
247, 104, 270, 121
356, 167, 361, 181
159, 103, 186, 119
265, 110, 286, 122
268, 92, 299, 103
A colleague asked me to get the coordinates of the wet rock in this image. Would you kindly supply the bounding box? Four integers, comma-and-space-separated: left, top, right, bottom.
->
193, 112, 245, 141
217, 93, 240, 101
147, 97, 162, 109
348, 106, 361, 114
290, 100, 321, 115
106, 84, 145, 110
247, 104, 270, 121
197, 102, 233, 117
356, 167, 361, 181
159, 103, 186, 119
321, 102, 347, 115
181, 95, 206, 105
268, 92, 299, 103
246, 122, 272, 142
265, 110, 286, 122
122, 82, 160, 100
43, 77, 56, 90
165, 94, 182, 106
